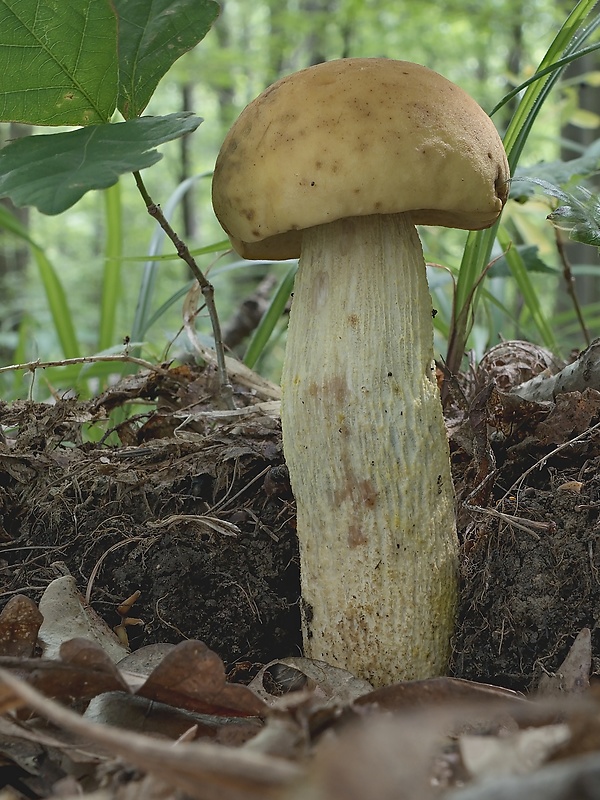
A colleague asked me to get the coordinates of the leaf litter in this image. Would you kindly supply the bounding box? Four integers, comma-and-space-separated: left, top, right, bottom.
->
2, 350, 600, 797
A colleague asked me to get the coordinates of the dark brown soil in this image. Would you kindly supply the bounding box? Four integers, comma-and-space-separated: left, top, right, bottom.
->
1, 359, 600, 690
0, 368, 301, 672
449, 382, 600, 690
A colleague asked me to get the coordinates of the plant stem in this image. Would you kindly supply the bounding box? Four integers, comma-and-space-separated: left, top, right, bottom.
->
133, 171, 234, 410
554, 228, 590, 346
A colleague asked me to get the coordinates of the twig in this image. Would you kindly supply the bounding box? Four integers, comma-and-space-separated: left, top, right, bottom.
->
554, 227, 590, 346
0, 354, 173, 377
133, 171, 234, 410
500, 419, 600, 502
463, 503, 554, 540
86, 537, 146, 604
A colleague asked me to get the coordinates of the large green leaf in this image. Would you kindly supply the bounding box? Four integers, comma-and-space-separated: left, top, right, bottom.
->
115, 0, 220, 119
0, 112, 202, 214
0, 0, 118, 125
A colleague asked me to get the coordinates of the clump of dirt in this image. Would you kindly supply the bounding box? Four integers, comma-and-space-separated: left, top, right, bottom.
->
0, 366, 301, 670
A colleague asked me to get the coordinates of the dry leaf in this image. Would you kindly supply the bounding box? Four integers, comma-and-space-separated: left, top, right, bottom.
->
249, 657, 372, 707
459, 724, 572, 779
537, 628, 591, 698
284, 713, 442, 800
83, 691, 223, 739
355, 676, 525, 712
117, 643, 176, 690
0, 667, 300, 800
445, 751, 600, 800
138, 639, 268, 718
38, 576, 128, 662
0, 594, 42, 657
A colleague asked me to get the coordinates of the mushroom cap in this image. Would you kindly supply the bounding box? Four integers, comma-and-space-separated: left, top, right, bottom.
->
212, 58, 510, 260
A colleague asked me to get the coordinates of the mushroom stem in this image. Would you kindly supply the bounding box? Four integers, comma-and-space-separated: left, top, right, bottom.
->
281, 212, 458, 685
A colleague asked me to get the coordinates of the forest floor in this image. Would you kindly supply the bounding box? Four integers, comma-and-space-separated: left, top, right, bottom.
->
1, 345, 600, 800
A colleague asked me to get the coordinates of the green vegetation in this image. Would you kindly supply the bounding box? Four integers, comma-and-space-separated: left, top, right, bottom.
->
0, 0, 600, 401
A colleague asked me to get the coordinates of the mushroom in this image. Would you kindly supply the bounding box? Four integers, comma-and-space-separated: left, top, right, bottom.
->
212, 58, 509, 685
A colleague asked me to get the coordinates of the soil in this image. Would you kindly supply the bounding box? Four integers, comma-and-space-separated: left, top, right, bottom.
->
0, 366, 301, 673
1, 350, 600, 690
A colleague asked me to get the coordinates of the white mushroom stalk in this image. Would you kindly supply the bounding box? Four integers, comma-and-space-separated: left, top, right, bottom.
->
281, 213, 457, 682
212, 57, 509, 685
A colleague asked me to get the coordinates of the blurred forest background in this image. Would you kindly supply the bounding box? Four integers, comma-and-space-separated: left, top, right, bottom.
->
1, 0, 599, 399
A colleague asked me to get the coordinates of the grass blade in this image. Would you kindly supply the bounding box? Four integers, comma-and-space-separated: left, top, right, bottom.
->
0, 203, 80, 359
244, 264, 296, 369
31, 244, 81, 359
496, 226, 558, 351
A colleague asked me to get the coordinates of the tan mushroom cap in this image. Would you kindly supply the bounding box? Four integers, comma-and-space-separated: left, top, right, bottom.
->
212, 58, 509, 260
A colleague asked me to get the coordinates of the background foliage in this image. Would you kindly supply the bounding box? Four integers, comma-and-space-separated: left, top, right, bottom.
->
1, 0, 600, 401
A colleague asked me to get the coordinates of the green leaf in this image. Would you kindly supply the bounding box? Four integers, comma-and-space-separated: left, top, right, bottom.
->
448, 0, 600, 372
488, 244, 556, 278
0, 201, 37, 245
115, 0, 220, 119
0, 0, 118, 125
517, 178, 600, 249
0, 112, 203, 214
512, 139, 600, 200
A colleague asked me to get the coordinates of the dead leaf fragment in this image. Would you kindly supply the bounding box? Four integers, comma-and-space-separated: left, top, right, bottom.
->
0, 594, 42, 657
556, 480, 584, 493
459, 724, 572, 779
117, 643, 176, 690
83, 691, 223, 740
284, 714, 441, 800
445, 751, 600, 800
537, 628, 591, 698
355, 676, 524, 713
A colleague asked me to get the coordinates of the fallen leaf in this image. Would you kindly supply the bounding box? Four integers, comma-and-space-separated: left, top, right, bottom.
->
283, 713, 442, 800
537, 628, 591, 698
0, 594, 42, 657
536, 389, 600, 446
83, 691, 222, 740
0, 655, 127, 708
249, 657, 372, 707
0, 667, 300, 800
138, 640, 268, 718
459, 724, 572, 779
445, 751, 600, 800
354, 676, 525, 712
38, 576, 128, 662
117, 643, 176, 690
